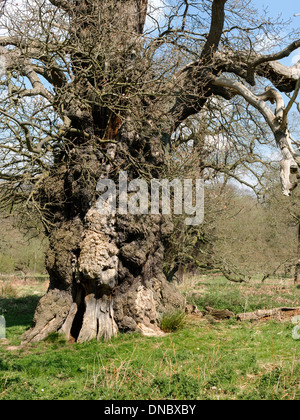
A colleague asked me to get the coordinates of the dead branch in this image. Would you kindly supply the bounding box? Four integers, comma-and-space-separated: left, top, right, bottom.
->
237, 307, 300, 322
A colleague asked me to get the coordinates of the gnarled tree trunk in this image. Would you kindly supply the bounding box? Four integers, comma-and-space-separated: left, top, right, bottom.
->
22, 117, 185, 343
21, 0, 185, 343
22, 103, 185, 344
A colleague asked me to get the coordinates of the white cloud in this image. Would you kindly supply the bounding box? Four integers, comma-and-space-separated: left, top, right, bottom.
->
291, 50, 300, 65
145, 0, 168, 31
148, 0, 166, 17
254, 33, 279, 54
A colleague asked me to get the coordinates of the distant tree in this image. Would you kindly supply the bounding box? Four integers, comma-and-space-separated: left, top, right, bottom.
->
164, 178, 300, 284
0, 0, 299, 342
210, 185, 299, 282
0, 211, 46, 274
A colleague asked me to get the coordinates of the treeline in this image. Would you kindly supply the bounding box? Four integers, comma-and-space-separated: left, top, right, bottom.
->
0, 213, 47, 274
1, 180, 299, 280
164, 180, 300, 282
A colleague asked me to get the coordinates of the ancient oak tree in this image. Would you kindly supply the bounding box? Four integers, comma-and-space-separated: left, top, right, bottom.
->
0, 0, 299, 342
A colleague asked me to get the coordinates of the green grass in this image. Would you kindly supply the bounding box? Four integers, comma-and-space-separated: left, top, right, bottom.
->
160, 310, 187, 333
0, 276, 299, 400
184, 274, 300, 314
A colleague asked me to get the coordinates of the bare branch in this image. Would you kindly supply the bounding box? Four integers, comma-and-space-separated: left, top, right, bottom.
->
48, 0, 71, 12
212, 77, 277, 129
281, 77, 300, 129
200, 0, 227, 62
22, 66, 54, 102
212, 76, 299, 195
138, 0, 148, 34
257, 60, 300, 92
258, 39, 300, 63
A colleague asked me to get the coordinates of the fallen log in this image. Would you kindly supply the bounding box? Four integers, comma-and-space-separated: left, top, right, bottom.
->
236, 307, 300, 322
205, 306, 235, 320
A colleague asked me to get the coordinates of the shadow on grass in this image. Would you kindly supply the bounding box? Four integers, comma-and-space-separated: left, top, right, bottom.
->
0, 295, 41, 329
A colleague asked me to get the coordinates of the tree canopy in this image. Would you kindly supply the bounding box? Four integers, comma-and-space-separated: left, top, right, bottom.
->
0, 0, 299, 207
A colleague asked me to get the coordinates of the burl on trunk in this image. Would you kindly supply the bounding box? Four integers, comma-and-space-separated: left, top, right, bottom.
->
22, 195, 185, 343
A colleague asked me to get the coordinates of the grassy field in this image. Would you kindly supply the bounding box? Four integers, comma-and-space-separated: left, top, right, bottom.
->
0, 275, 299, 400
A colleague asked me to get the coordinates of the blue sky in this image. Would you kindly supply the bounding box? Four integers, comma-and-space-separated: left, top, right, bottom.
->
148, 1, 300, 64
252, 0, 299, 21
251, 0, 300, 65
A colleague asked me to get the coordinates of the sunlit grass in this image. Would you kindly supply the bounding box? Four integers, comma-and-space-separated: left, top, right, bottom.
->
0, 276, 299, 400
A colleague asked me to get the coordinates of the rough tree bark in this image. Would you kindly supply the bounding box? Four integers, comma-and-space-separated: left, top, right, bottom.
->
22, 123, 185, 343
22, 0, 185, 343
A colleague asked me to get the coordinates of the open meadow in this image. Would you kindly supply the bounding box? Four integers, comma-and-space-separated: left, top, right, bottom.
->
0, 274, 299, 400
